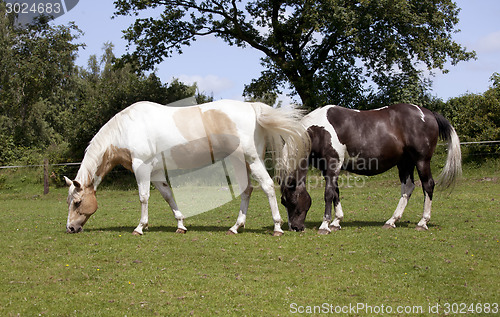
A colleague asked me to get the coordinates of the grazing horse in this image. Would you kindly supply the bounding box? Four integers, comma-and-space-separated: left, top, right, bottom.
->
281, 104, 461, 233
64, 100, 308, 236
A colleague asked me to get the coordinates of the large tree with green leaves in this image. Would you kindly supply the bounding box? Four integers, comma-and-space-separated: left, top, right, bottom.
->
426, 72, 500, 160
0, 2, 203, 164
439, 73, 500, 141
0, 3, 82, 163
114, 0, 475, 109
68, 43, 201, 157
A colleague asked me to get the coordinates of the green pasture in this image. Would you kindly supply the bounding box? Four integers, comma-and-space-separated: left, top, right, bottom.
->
0, 162, 498, 316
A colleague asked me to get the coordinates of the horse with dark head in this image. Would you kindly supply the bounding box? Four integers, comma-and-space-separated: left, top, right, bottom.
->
281, 104, 461, 233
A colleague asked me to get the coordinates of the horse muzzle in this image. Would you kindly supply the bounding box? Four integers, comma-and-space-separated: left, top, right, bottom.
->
289, 224, 305, 232
66, 225, 83, 233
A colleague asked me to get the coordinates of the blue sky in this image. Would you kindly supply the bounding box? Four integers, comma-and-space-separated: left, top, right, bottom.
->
54, 0, 500, 104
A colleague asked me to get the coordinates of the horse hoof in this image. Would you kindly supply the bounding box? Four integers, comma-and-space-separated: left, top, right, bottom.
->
329, 226, 341, 232
132, 230, 142, 236
226, 230, 236, 235
272, 231, 284, 237
382, 224, 395, 229
175, 228, 187, 234
318, 229, 330, 235
415, 225, 428, 231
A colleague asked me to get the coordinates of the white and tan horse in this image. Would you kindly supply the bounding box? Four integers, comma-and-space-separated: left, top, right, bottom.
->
65, 100, 308, 236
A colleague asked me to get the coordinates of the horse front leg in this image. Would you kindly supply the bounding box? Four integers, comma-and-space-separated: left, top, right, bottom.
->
133, 181, 150, 236
319, 167, 343, 234
318, 178, 333, 234
132, 161, 152, 236
319, 180, 344, 234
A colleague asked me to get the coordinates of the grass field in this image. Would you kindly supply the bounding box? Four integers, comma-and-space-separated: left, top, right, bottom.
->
0, 161, 499, 316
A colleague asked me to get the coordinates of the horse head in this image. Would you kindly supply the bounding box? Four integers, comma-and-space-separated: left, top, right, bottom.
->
280, 172, 311, 232
64, 176, 98, 233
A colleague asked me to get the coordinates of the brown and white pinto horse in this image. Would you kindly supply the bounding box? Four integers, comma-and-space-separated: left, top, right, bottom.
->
281, 104, 462, 233
64, 100, 309, 236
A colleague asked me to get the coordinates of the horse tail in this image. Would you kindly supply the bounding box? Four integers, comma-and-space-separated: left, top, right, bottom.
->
251, 103, 310, 178
433, 112, 462, 189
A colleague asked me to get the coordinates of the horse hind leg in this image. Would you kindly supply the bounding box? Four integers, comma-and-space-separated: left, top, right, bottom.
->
247, 159, 284, 236
227, 164, 253, 235
330, 201, 344, 232
152, 180, 187, 234
383, 164, 416, 229
415, 160, 435, 231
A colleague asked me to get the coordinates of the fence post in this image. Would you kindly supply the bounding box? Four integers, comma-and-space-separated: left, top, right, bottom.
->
44, 159, 49, 195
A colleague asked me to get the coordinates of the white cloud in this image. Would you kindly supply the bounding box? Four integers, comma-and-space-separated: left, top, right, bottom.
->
177, 74, 235, 95
476, 30, 500, 53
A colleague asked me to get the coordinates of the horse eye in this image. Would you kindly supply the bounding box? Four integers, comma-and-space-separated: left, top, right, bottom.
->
74, 200, 81, 207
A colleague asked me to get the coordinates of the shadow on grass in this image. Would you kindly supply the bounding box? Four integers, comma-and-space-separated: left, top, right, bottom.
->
300, 220, 437, 230
86, 225, 269, 234
86, 220, 436, 235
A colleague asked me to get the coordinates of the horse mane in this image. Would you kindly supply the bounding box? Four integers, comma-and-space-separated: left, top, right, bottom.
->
76, 109, 130, 187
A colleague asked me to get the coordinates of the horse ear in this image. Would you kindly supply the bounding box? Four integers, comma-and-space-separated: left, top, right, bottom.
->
64, 176, 73, 187
73, 180, 82, 189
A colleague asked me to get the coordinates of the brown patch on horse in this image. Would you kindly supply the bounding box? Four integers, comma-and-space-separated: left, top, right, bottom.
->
170, 138, 213, 168
171, 107, 240, 169
326, 106, 406, 174
95, 145, 133, 178
173, 107, 206, 141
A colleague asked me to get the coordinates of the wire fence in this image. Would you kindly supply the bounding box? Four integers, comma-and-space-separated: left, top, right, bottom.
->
1, 141, 499, 194
0, 162, 81, 169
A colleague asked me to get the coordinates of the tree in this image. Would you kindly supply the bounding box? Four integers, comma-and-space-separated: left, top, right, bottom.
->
114, 0, 475, 109
0, 3, 82, 163
445, 74, 500, 142
67, 44, 201, 158
426, 72, 500, 161
0, 3, 208, 165
362, 72, 435, 109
